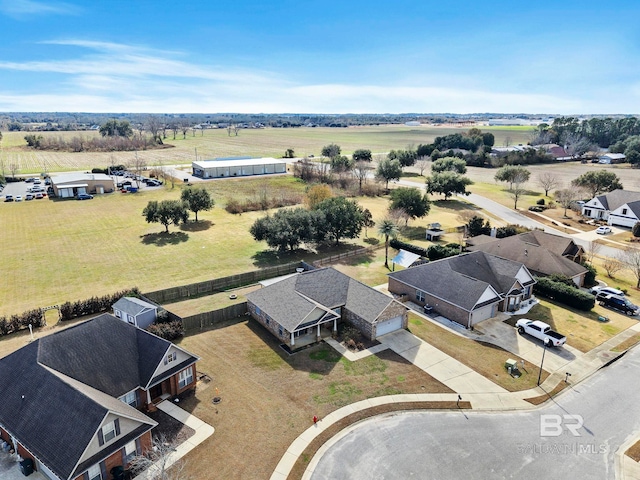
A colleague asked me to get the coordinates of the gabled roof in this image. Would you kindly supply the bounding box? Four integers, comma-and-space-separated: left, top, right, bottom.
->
51, 173, 113, 185
246, 268, 399, 332
113, 296, 158, 317
594, 189, 640, 211
467, 232, 587, 279
388, 251, 531, 311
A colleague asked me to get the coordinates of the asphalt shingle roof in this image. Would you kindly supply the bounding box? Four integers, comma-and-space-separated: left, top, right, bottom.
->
113, 296, 157, 317
0, 314, 193, 480
388, 251, 529, 311
595, 189, 640, 212
246, 268, 397, 331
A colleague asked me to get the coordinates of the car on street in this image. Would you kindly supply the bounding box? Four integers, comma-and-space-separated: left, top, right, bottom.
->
589, 285, 625, 297
596, 226, 612, 235
596, 292, 639, 315
76, 193, 94, 200
4, 195, 13, 202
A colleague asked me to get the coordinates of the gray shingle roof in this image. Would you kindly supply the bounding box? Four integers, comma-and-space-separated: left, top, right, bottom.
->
0, 314, 194, 480
113, 296, 157, 317
595, 189, 640, 211
388, 251, 529, 310
246, 268, 397, 332
467, 232, 587, 279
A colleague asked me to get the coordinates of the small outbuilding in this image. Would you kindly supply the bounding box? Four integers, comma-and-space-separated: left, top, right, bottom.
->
192, 157, 287, 179
51, 173, 115, 198
112, 296, 158, 329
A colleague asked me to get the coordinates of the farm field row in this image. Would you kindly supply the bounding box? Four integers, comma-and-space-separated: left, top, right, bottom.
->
0, 124, 533, 174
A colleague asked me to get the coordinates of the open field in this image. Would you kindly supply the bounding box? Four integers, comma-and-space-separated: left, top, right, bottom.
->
171, 318, 452, 480
0, 176, 482, 316
0, 125, 533, 174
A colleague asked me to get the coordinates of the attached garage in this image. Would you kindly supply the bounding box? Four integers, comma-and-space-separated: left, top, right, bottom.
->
375, 316, 404, 336
469, 303, 497, 326
36, 459, 58, 480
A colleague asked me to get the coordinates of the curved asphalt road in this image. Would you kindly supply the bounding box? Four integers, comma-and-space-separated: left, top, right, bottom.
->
310, 347, 640, 480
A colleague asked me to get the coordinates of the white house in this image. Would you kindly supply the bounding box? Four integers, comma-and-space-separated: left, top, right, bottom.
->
598, 153, 626, 164
582, 189, 640, 227
192, 157, 287, 179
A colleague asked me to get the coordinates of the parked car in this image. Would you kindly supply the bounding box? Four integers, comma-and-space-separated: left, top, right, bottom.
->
25, 177, 35, 183
596, 293, 639, 316
4, 195, 13, 202
515, 319, 567, 347
596, 226, 612, 235
25, 194, 34, 201
34, 193, 44, 199
33, 179, 41, 185
589, 285, 625, 297
15, 195, 22, 202
76, 193, 94, 200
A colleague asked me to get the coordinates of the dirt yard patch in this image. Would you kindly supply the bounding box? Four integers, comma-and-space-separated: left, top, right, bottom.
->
173, 318, 452, 480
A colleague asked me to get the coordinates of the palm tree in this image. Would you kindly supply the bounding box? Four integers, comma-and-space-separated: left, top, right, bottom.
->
378, 218, 400, 269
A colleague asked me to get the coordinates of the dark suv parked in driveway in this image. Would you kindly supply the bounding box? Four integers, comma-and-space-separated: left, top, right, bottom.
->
596, 292, 639, 316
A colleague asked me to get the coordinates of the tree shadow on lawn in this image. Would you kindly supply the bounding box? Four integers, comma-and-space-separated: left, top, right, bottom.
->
140, 231, 189, 246
433, 199, 482, 211
180, 220, 213, 232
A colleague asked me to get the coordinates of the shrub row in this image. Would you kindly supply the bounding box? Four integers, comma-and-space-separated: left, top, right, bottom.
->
60, 287, 141, 321
533, 277, 595, 311
224, 194, 303, 214
0, 309, 45, 336
146, 319, 184, 340
389, 239, 428, 257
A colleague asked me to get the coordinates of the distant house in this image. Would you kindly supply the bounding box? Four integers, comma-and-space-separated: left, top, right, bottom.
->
539, 143, 572, 161
388, 251, 536, 329
582, 189, 640, 227
466, 231, 587, 286
0, 314, 199, 480
113, 296, 158, 329
51, 173, 115, 198
599, 153, 626, 164
192, 157, 287, 179
246, 267, 408, 349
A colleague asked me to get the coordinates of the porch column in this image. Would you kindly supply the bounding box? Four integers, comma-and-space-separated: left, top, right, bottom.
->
146, 390, 151, 405
317, 324, 321, 337
291, 332, 295, 346
333, 319, 337, 332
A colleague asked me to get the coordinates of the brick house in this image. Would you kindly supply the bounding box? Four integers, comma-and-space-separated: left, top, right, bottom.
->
388, 251, 536, 329
0, 314, 199, 480
246, 267, 408, 348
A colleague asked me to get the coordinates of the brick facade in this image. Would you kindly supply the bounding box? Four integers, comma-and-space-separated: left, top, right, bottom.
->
247, 301, 291, 344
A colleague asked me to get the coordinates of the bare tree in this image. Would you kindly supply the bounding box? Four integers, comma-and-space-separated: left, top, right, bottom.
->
146, 116, 164, 144
227, 124, 239, 137
584, 241, 603, 264
509, 169, 529, 209
128, 433, 189, 480
9, 162, 19, 179
603, 255, 625, 278
180, 120, 190, 140
561, 132, 594, 160
135, 122, 146, 140
415, 156, 430, 176
555, 186, 580, 217
131, 152, 146, 188
623, 247, 640, 288
352, 161, 371, 194
171, 123, 179, 140
503, 136, 512, 147
529, 128, 552, 146
388, 207, 410, 228
537, 172, 559, 196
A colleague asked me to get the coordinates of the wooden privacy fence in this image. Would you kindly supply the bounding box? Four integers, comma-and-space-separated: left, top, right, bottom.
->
312, 244, 383, 267
181, 302, 248, 332
143, 262, 303, 304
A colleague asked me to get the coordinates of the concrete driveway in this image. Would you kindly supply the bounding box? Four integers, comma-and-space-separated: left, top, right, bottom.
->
571, 225, 626, 243
473, 317, 580, 372
378, 329, 509, 394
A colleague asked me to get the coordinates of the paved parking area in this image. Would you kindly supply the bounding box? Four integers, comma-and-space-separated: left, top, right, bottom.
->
0, 450, 46, 480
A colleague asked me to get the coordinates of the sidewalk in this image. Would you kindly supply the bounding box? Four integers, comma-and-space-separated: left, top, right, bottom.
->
270, 321, 640, 480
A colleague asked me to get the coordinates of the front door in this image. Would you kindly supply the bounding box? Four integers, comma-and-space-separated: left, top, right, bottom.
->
149, 384, 163, 401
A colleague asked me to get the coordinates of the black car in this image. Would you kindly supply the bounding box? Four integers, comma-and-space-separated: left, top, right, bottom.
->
596, 292, 639, 316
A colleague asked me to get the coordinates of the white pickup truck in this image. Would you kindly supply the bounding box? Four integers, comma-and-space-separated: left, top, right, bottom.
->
515, 319, 566, 347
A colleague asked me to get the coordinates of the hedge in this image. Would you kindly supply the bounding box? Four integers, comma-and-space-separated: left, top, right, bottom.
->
533, 277, 595, 311
0, 309, 46, 337
59, 287, 141, 321
146, 319, 184, 341
389, 239, 427, 257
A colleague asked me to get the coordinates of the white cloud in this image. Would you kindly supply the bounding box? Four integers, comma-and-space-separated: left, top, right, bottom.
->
0, 0, 80, 18
0, 39, 632, 114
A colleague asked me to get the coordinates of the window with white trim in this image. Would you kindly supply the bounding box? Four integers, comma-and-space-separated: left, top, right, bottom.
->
164, 352, 177, 365
102, 421, 117, 443
88, 464, 102, 480
416, 290, 425, 302
127, 315, 135, 325
178, 367, 193, 389
124, 441, 137, 463
121, 391, 136, 407
114, 310, 121, 318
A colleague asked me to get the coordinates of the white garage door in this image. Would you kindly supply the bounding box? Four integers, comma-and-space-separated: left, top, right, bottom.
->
37, 460, 57, 480
376, 316, 403, 336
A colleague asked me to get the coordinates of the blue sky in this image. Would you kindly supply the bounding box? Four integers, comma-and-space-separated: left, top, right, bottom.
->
0, 0, 639, 114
